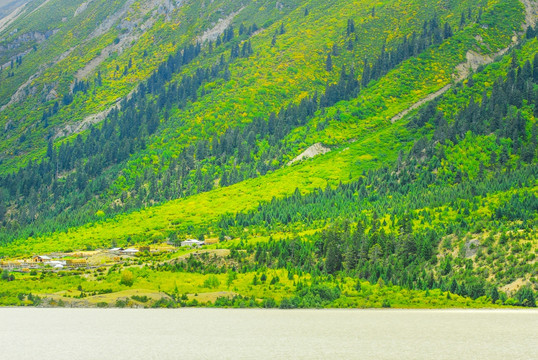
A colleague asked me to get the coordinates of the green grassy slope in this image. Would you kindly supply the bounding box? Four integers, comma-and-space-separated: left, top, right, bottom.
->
0, 0, 523, 253
0, 0, 536, 308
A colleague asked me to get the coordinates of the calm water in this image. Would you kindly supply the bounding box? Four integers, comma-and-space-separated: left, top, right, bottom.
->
0, 308, 536, 359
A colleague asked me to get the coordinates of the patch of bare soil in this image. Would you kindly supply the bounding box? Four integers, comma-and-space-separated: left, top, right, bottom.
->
0, 1, 26, 34
198, 8, 244, 43
499, 278, 531, 295
288, 143, 330, 165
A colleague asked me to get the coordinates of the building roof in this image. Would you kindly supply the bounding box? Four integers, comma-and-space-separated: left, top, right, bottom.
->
49, 261, 66, 265
181, 239, 204, 246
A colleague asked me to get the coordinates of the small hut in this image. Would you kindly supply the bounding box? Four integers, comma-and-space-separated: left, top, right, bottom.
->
32, 255, 52, 263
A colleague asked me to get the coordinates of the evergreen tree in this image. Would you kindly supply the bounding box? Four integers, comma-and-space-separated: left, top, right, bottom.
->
46, 140, 54, 159
326, 53, 333, 72
459, 12, 466, 29
347, 19, 355, 35
332, 43, 339, 56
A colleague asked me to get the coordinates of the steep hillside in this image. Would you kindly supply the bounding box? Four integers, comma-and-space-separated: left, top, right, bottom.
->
0, 0, 536, 308
0, 0, 511, 244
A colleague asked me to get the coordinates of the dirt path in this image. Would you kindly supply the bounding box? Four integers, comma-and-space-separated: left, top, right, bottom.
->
391, 1, 535, 123
198, 8, 244, 43
52, 102, 119, 140
521, 0, 538, 29
27, 0, 53, 17
0, 72, 38, 111
390, 49, 510, 123
1, 0, 177, 133
390, 84, 452, 123
74, 1, 91, 17
0, 1, 26, 34
53, 87, 137, 140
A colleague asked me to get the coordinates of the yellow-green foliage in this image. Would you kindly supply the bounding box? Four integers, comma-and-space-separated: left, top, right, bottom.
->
0, 267, 508, 308
0, 0, 534, 309
0, 121, 409, 256
0, 0, 528, 256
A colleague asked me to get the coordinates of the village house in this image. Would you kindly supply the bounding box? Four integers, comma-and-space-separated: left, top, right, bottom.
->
47, 260, 67, 269
121, 248, 139, 255
109, 247, 124, 254
32, 255, 52, 263
181, 239, 204, 247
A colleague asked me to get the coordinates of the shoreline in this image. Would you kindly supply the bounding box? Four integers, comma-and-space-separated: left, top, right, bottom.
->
0, 305, 531, 310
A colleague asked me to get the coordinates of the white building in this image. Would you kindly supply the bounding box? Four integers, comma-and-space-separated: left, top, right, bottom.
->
48, 260, 66, 267
180, 239, 204, 247
121, 248, 139, 255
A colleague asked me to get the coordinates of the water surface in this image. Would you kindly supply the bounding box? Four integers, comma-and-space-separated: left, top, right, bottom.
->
1, 308, 536, 359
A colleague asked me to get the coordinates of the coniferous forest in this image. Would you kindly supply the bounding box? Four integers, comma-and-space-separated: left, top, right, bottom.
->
0, 0, 536, 308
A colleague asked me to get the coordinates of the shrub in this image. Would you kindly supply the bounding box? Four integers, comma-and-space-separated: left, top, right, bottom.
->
279, 297, 295, 309
203, 275, 220, 288
120, 270, 134, 286
115, 299, 128, 308
262, 297, 276, 308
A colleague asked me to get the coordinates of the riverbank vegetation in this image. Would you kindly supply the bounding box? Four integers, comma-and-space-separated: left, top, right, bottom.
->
0, 0, 536, 308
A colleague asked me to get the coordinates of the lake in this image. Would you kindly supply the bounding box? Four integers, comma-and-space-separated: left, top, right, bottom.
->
0, 308, 536, 359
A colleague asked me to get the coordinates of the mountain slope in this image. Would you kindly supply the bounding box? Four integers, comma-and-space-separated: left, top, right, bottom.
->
0, 0, 536, 308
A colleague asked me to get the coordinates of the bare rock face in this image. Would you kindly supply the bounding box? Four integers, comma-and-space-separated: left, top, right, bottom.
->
198, 8, 244, 43
464, 239, 480, 258
288, 143, 330, 165
74, 1, 90, 17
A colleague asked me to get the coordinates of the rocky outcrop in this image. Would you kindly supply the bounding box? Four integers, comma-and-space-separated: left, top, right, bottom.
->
198, 8, 244, 43
0, 1, 26, 34
391, 0, 537, 124
288, 143, 331, 165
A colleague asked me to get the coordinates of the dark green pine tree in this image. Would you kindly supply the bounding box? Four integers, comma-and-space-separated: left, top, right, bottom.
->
443, 22, 453, 39
490, 287, 499, 303
526, 25, 536, 39
347, 19, 355, 35
533, 53, 538, 82
325, 241, 342, 274
450, 279, 458, 294
326, 53, 333, 72
459, 12, 466, 29
46, 140, 54, 159
511, 51, 518, 69
332, 43, 339, 56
